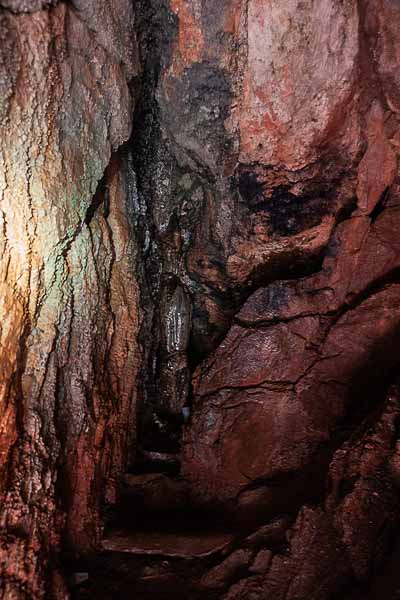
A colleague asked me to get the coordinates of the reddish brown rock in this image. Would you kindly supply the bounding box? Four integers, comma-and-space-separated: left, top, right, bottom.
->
183, 278, 400, 508
248, 549, 272, 576
200, 549, 252, 591
153, 0, 361, 362
121, 473, 189, 513
247, 386, 400, 600
180, 0, 400, 518
102, 529, 233, 560
239, 0, 360, 170
243, 517, 290, 549
0, 2, 139, 597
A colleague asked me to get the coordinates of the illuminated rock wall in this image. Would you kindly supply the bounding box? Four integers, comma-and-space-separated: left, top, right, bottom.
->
0, 3, 140, 597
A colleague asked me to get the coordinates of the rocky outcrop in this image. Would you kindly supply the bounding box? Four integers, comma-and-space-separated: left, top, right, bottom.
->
174, 0, 400, 595
133, 0, 363, 448
183, 182, 400, 511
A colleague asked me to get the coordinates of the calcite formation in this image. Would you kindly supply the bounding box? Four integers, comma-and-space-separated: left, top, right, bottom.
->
1, 0, 400, 598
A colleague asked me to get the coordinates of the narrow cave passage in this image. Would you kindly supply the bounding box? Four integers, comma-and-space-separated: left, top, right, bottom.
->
2, 1, 400, 599
68, 2, 246, 593
68, 1, 400, 598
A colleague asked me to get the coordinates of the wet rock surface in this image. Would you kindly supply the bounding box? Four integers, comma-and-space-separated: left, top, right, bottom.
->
1, 0, 400, 599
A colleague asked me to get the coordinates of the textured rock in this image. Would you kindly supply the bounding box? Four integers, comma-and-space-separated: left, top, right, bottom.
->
239, 0, 359, 169
0, 3, 139, 598
200, 549, 252, 590
102, 530, 233, 559
0, 0, 58, 13
183, 278, 400, 508
121, 473, 189, 513
248, 549, 272, 575
165, 0, 400, 595
134, 0, 359, 426
243, 518, 290, 549
223, 385, 400, 600
181, 0, 400, 510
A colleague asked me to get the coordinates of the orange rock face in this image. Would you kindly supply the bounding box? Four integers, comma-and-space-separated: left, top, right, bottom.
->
239, 0, 359, 169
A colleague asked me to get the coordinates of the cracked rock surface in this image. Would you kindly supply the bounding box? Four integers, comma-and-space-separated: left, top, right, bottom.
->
0, 2, 139, 598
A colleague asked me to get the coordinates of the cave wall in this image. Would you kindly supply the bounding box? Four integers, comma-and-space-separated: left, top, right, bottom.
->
0, 2, 141, 597
1, 0, 400, 598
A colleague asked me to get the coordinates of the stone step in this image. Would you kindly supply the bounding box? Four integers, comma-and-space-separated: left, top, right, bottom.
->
102, 530, 234, 560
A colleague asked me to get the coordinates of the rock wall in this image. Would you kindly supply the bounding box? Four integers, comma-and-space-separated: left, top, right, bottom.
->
136, 0, 400, 596
0, 2, 140, 597
1, 0, 400, 598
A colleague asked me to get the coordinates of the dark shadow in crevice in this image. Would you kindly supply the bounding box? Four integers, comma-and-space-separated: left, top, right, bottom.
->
370, 186, 390, 223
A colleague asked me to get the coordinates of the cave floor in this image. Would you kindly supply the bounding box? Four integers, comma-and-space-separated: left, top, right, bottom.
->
72, 530, 250, 600
70, 511, 237, 599
102, 529, 234, 559
69, 453, 240, 600
67, 458, 400, 600
71, 550, 224, 600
